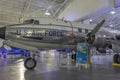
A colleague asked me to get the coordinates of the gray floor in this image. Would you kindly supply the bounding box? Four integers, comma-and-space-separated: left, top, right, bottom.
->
0, 54, 120, 80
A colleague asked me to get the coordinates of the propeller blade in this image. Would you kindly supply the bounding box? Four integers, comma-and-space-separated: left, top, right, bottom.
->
86, 18, 106, 44
88, 18, 106, 37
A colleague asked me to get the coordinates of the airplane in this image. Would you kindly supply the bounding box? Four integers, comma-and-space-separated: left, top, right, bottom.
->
0, 18, 108, 69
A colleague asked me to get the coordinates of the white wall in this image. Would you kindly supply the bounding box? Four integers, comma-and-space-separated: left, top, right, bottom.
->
58, 0, 113, 21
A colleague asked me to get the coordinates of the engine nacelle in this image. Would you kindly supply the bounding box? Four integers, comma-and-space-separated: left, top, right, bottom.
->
97, 48, 106, 53
93, 37, 112, 53
116, 35, 120, 40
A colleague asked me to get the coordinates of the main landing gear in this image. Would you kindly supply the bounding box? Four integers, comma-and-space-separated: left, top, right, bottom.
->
113, 54, 120, 64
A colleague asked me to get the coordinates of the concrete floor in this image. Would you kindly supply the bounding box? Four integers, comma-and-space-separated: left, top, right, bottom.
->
0, 54, 120, 80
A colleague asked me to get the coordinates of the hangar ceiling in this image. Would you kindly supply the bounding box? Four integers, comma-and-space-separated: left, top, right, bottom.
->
0, 0, 71, 25
0, 0, 120, 32
58, 0, 120, 32
79, 7, 120, 31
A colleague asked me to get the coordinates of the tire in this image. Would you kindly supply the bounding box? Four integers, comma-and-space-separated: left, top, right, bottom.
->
113, 54, 120, 63
118, 55, 120, 63
24, 57, 37, 70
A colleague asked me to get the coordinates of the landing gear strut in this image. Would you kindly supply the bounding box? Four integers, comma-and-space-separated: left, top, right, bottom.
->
24, 57, 37, 70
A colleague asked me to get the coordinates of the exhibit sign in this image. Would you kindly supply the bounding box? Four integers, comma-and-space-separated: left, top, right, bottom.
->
76, 43, 88, 64
59, 52, 68, 67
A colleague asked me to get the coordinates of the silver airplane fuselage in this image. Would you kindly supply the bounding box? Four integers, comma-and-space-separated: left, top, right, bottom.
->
0, 18, 108, 51
4, 23, 88, 50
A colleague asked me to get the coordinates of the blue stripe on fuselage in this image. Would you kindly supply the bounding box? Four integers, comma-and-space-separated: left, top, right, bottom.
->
23, 36, 43, 40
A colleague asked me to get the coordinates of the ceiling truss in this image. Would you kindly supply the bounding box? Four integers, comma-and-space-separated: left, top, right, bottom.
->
0, 0, 72, 26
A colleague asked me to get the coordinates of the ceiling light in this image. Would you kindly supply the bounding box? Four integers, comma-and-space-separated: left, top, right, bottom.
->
109, 24, 113, 27
110, 11, 116, 14
45, 12, 51, 16
89, 19, 92, 22
103, 35, 106, 37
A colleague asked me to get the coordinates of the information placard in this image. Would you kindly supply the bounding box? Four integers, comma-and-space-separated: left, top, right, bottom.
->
76, 43, 88, 64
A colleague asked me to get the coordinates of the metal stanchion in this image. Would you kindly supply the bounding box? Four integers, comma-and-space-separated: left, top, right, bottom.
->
87, 44, 92, 69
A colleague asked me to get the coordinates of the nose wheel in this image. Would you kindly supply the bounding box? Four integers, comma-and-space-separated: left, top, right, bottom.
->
24, 57, 37, 70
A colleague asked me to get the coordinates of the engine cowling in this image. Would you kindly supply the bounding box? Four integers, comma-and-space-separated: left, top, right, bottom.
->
116, 35, 120, 40
97, 48, 106, 53
93, 37, 112, 53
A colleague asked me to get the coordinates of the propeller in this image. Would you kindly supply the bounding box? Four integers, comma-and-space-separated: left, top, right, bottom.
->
86, 18, 106, 44
63, 18, 106, 44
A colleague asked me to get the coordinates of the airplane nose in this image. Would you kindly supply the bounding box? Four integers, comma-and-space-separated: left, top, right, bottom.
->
0, 27, 6, 39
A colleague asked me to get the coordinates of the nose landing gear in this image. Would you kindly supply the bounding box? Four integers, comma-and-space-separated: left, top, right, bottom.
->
24, 57, 37, 70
